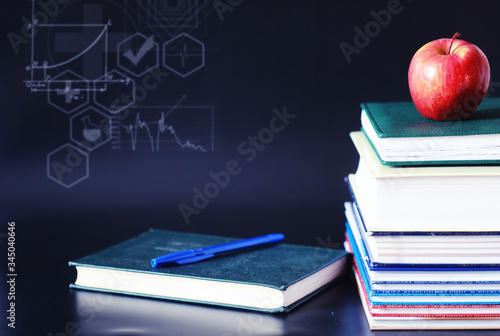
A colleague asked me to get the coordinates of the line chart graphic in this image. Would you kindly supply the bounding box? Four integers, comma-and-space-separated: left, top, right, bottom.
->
121, 112, 208, 152
110, 105, 214, 152
25, 11, 112, 92
23, 1, 139, 95
20, 0, 221, 187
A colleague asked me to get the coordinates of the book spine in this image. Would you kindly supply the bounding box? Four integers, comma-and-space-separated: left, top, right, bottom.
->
370, 289, 500, 295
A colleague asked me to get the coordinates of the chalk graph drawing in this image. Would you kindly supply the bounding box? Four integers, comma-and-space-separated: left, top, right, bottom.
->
25, 5, 111, 92
110, 103, 214, 153
22, 0, 217, 187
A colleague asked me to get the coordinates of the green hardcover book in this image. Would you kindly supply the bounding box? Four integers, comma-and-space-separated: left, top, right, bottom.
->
69, 229, 349, 313
360, 98, 500, 166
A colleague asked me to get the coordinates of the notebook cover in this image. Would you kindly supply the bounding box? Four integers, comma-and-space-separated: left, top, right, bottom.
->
69, 229, 349, 313
361, 98, 500, 139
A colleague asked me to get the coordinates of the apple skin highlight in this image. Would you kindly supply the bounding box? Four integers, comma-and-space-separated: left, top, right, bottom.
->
408, 35, 490, 121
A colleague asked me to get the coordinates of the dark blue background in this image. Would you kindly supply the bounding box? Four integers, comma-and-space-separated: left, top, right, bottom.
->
3, 0, 500, 242
1, 1, 500, 335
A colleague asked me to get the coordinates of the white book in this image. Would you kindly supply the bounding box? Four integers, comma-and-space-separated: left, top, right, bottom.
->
345, 202, 500, 264
344, 235, 500, 284
348, 131, 500, 232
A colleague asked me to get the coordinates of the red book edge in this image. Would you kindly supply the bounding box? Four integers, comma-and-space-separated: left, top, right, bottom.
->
345, 233, 500, 317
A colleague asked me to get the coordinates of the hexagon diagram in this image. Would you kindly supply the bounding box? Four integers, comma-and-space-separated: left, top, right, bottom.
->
47, 143, 89, 188
70, 107, 112, 151
94, 70, 135, 114
47, 70, 89, 114
163, 33, 205, 77
117, 33, 159, 77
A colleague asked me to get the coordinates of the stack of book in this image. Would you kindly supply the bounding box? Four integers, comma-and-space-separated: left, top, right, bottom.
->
344, 99, 500, 330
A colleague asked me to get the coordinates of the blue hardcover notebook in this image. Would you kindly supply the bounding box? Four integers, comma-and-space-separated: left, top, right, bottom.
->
69, 229, 349, 313
344, 221, 500, 283
345, 225, 500, 306
344, 201, 500, 266
345, 219, 500, 271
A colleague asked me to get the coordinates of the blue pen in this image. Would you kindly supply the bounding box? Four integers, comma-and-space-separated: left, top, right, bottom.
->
151, 233, 284, 267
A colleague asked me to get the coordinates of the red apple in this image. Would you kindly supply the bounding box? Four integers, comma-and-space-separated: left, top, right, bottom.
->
408, 32, 490, 121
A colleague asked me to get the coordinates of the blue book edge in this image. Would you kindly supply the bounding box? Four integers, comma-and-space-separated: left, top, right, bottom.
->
344, 215, 500, 270
345, 224, 500, 306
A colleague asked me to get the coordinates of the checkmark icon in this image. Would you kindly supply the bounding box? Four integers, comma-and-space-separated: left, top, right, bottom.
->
123, 35, 155, 66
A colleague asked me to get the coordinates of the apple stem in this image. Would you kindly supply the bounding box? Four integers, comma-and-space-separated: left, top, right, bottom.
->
447, 32, 462, 55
